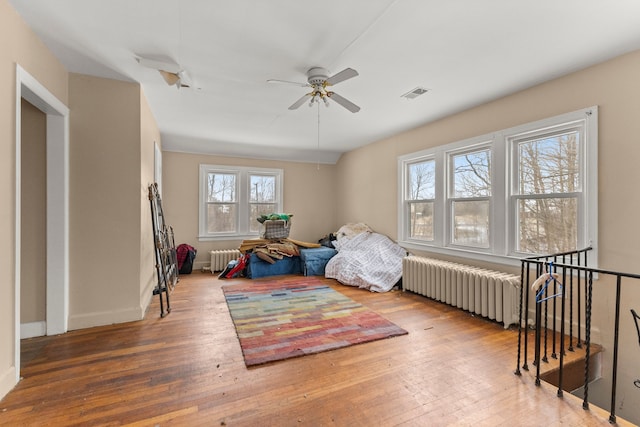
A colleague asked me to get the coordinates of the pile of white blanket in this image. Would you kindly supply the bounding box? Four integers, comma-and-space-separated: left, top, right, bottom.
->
325, 223, 406, 292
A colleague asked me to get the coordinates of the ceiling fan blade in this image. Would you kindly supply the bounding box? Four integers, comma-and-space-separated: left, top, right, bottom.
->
159, 70, 180, 86
267, 79, 309, 87
288, 93, 311, 110
327, 92, 360, 113
325, 68, 358, 86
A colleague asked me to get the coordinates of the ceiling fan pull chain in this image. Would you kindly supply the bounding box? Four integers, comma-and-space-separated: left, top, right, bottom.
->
317, 102, 321, 171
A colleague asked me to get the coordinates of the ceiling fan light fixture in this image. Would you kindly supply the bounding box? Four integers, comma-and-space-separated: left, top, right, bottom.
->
307, 67, 329, 86
277, 66, 360, 113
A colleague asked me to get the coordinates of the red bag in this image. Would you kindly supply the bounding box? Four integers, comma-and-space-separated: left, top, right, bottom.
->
225, 253, 249, 278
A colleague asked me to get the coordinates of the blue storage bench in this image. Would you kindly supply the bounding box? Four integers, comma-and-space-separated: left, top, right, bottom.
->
299, 247, 338, 276
246, 253, 302, 279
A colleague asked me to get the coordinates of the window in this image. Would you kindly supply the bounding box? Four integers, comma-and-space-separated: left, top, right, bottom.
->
511, 129, 581, 254
249, 174, 278, 233
407, 158, 435, 241
449, 148, 491, 248
398, 106, 597, 265
199, 165, 283, 239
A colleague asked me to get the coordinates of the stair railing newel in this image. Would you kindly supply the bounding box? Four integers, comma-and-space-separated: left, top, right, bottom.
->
148, 183, 178, 317
515, 247, 640, 424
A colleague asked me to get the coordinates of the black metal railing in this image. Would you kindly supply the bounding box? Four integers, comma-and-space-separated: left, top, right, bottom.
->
514, 247, 640, 424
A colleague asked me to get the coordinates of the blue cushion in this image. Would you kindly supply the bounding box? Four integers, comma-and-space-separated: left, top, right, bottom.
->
246, 253, 302, 279
299, 247, 338, 276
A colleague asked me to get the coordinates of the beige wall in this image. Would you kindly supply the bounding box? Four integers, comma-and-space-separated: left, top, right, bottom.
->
0, 0, 68, 401
162, 152, 337, 269
335, 49, 640, 422
139, 90, 160, 307
68, 73, 146, 329
334, 138, 398, 240
20, 99, 46, 324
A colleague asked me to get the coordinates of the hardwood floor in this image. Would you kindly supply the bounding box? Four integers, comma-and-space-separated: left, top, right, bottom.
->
0, 272, 631, 426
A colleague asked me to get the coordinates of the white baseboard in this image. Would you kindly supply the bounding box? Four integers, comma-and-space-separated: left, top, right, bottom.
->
0, 365, 18, 401
21, 321, 46, 339
193, 260, 208, 271
68, 306, 144, 330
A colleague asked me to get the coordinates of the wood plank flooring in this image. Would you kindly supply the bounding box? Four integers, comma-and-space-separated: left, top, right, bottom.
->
0, 272, 631, 426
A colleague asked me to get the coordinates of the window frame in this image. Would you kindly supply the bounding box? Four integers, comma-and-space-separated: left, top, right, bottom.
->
405, 156, 437, 242
508, 121, 587, 257
398, 106, 598, 267
199, 164, 283, 240
447, 145, 493, 250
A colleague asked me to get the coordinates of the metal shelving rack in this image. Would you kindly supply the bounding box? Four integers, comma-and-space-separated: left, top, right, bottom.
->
148, 183, 178, 317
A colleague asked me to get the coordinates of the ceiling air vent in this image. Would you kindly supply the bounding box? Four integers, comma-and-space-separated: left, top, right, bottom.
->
401, 87, 429, 99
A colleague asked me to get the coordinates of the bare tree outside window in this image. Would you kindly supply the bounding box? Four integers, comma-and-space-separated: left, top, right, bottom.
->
453, 151, 491, 197
249, 175, 277, 232
451, 149, 491, 247
516, 132, 579, 253
207, 173, 237, 233
408, 160, 435, 240
250, 175, 275, 202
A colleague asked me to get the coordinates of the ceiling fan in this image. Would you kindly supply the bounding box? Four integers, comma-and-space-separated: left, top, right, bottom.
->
135, 56, 192, 89
268, 67, 361, 113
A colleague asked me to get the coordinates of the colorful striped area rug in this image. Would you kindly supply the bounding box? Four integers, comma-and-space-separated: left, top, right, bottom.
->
222, 276, 408, 367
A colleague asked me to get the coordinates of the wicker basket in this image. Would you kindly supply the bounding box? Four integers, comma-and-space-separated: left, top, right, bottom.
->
260, 219, 291, 239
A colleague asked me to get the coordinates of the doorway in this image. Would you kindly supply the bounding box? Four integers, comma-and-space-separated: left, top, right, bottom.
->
20, 98, 46, 338
14, 65, 69, 381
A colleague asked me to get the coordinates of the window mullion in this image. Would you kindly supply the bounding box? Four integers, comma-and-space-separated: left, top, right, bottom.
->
238, 172, 248, 234
434, 151, 446, 246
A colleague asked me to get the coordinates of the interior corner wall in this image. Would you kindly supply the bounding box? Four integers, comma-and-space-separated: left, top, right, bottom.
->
68, 73, 144, 329
333, 139, 399, 240
335, 49, 640, 424
162, 151, 337, 269
0, 0, 69, 401
139, 90, 160, 311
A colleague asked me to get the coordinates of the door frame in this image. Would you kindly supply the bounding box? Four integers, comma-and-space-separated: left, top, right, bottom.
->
14, 64, 69, 381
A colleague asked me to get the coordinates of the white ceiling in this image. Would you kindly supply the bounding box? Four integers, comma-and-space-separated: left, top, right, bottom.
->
10, 0, 640, 163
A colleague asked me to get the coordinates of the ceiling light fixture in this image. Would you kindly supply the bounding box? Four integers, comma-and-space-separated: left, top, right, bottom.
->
270, 67, 360, 113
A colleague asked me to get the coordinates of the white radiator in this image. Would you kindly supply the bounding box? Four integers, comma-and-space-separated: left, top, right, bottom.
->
210, 249, 241, 272
403, 256, 521, 328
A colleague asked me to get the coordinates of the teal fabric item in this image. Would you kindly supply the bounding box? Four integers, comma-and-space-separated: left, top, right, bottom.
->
299, 247, 338, 276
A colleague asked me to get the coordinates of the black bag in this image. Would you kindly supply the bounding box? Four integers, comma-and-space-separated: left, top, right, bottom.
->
177, 244, 197, 274
318, 233, 337, 248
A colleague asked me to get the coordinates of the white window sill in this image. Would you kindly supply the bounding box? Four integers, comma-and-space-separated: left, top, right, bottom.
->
399, 240, 524, 268
198, 233, 259, 242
